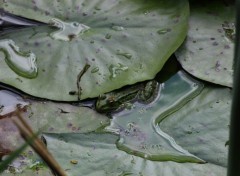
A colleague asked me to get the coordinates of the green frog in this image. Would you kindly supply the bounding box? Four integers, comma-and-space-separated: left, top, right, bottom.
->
95, 80, 160, 113
222, 22, 235, 42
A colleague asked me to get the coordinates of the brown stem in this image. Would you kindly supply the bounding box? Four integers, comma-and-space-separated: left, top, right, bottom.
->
11, 112, 67, 176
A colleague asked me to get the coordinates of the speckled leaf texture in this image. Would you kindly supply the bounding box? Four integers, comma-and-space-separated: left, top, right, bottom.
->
0, 76, 231, 175
175, 0, 234, 87
0, 0, 189, 101
160, 85, 231, 168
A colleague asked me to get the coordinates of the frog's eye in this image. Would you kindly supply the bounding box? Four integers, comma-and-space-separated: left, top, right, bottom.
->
108, 96, 115, 103
99, 94, 107, 100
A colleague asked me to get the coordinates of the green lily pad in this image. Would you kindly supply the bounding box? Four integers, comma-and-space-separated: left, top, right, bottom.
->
159, 85, 231, 167
41, 84, 231, 176
0, 141, 52, 175
0, 73, 231, 175
0, 89, 110, 174
104, 71, 205, 163
175, 1, 234, 87
0, 0, 189, 100
43, 132, 226, 176
27, 101, 109, 133
0, 89, 110, 133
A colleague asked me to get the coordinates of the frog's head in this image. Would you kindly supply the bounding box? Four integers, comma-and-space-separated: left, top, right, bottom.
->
95, 94, 121, 113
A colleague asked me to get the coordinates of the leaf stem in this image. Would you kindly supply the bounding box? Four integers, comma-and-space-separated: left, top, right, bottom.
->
11, 111, 67, 176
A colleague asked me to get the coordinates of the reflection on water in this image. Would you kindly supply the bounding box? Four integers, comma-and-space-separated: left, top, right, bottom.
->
0, 89, 28, 116
105, 71, 205, 163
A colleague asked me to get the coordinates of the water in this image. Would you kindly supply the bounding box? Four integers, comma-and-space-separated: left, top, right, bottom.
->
105, 33, 112, 39
91, 67, 99, 73
49, 18, 90, 41
111, 26, 125, 31
0, 90, 28, 116
105, 71, 205, 163
94, 7, 101, 11
109, 63, 128, 78
116, 51, 132, 59
0, 39, 38, 79
157, 28, 171, 35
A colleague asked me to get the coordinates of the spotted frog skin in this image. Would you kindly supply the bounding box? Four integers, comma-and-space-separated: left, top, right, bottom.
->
95, 80, 159, 113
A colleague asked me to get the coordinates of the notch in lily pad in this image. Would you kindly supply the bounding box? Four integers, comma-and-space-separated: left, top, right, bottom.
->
49, 18, 90, 41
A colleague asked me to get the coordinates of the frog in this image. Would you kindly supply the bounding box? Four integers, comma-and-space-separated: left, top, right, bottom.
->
95, 80, 160, 113
222, 22, 235, 42
138, 80, 160, 104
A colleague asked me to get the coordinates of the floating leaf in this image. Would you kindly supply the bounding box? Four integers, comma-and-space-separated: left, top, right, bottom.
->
0, 0, 189, 100
175, 1, 234, 87
0, 73, 231, 175
41, 74, 230, 176
104, 71, 204, 163
0, 89, 109, 174
0, 89, 110, 133
43, 132, 226, 176
159, 85, 231, 167
27, 101, 109, 133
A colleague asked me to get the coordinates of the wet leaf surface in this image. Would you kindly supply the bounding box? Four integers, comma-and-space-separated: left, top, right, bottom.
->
105, 71, 204, 163
0, 0, 189, 100
43, 132, 226, 176
160, 85, 231, 167
0, 1, 233, 175
176, 0, 234, 87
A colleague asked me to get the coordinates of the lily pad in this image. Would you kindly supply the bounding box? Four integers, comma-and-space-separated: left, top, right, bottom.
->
27, 101, 109, 133
0, 0, 189, 100
0, 89, 110, 134
104, 71, 205, 163
1, 146, 53, 176
0, 73, 231, 175
41, 83, 231, 176
0, 89, 109, 174
159, 85, 231, 167
175, 0, 234, 87
43, 132, 226, 176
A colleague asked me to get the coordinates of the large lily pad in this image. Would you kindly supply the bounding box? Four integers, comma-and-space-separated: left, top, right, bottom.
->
0, 89, 110, 134
41, 84, 231, 176
43, 132, 226, 176
0, 73, 231, 175
0, 0, 189, 101
159, 85, 231, 167
175, 0, 234, 87
104, 71, 205, 163
0, 89, 109, 174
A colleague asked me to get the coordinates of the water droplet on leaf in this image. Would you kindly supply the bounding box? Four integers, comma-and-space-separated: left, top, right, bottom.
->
157, 28, 171, 35
105, 33, 112, 39
94, 7, 101, 10
0, 39, 38, 78
116, 51, 132, 59
111, 26, 125, 31
91, 67, 99, 73
144, 11, 149, 15
109, 63, 128, 78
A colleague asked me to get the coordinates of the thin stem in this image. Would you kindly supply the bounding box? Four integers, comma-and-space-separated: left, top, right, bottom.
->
11, 112, 67, 176
227, 0, 240, 176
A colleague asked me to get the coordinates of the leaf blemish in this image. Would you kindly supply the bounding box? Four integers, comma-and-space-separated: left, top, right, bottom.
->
76, 64, 90, 100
